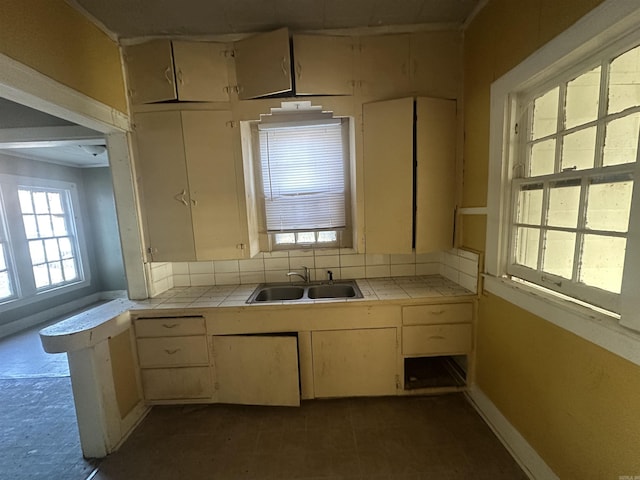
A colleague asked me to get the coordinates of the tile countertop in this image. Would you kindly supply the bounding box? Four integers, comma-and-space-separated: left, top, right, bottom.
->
130, 275, 474, 310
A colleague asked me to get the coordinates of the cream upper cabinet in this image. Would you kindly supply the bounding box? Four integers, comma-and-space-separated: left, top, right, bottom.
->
363, 96, 456, 254
312, 328, 397, 398
134, 110, 249, 262
125, 40, 229, 104
234, 27, 292, 100
363, 97, 414, 254
415, 97, 456, 253
292, 34, 354, 95
212, 335, 300, 406
358, 34, 411, 100
181, 111, 248, 260
134, 111, 195, 261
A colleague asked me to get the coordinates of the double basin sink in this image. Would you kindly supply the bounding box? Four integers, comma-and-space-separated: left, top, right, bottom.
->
247, 280, 363, 303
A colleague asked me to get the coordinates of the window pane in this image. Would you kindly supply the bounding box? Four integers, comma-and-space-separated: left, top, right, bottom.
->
22, 215, 38, 239
52, 215, 67, 236
565, 66, 600, 129
37, 215, 53, 237
18, 190, 33, 213
62, 259, 78, 281
48, 192, 64, 214
603, 113, 640, 166
516, 186, 543, 225
297, 232, 316, 243
274, 233, 295, 244
28, 240, 46, 265
317, 231, 337, 243
0, 244, 6, 271
33, 191, 49, 214
532, 87, 559, 139
514, 227, 540, 269
580, 235, 626, 293
542, 230, 575, 279
608, 45, 640, 114
58, 237, 73, 259
49, 261, 64, 284
44, 238, 61, 262
33, 263, 50, 288
547, 183, 581, 228
0, 271, 11, 300
561, 126, 596, 170
529, 139, 556, 176
586, 179, 633, 232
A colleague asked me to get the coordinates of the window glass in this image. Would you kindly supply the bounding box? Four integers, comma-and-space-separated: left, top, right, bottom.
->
529, 140, 556, 176
516, 186, 543, 225
565, 66, 600, 129
585, 179, 633, 232
608, 45, 640, 114
579, 235, 626, 293
514, 226, 540, 269
561, 126, 596, 171
532, 87, 559, 139
603, 113, 640, 166
542, 230, 576, 279
547, 182, 581, 228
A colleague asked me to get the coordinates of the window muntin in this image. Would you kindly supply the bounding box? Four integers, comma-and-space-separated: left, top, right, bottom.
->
18, 187, 81, 290
255, 115, 350, 250
509, 44, 640, 312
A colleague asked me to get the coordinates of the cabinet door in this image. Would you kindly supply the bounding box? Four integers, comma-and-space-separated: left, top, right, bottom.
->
312, 328, 397, 398
363, 97, 414, 253
415, 97, 456, 253
358, 34, 411, 99
141, 367, 212, 400
293, 34, 354, 95
173, 41, 230, 102
212, 335, 300, 406
125, 40, 177, 104
134, 111, 195, 261
181, 111, 248, 260
234, 27, 292, 100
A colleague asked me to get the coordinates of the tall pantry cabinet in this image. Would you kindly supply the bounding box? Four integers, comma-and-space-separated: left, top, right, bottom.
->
134, 110, 249, 261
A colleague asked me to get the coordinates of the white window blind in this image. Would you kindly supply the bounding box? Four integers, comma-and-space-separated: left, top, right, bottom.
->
258, 122, 346, 232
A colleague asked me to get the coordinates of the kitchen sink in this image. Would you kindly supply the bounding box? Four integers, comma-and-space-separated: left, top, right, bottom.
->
247, 281, 363, 303
307, 284, 358, 299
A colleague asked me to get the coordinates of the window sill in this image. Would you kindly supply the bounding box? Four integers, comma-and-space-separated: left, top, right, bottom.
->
482, 274, 640, 367
0, 279, 91, 314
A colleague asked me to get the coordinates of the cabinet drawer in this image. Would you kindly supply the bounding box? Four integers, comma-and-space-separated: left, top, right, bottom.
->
141, 367, 212, 400
402, 303, 472, 325
137, 336, 209, 367
135, 316, 205, 337
402, 324, 472, 355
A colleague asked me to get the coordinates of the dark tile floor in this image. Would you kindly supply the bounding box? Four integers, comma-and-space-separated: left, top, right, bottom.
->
0, 323, 99, 480
94, 395, 528, 480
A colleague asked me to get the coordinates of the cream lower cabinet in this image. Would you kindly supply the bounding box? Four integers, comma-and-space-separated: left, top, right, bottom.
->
312, 328, 398, 398
134, 316, 213, 401
135, 109, 249, 261
212, 335, 300, 406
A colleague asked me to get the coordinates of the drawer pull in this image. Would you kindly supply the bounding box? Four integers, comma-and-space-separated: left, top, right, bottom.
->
429, 310, 445, 315
162, 323, 179, 329
164, 348, 181, 355
428, 336, 445, 340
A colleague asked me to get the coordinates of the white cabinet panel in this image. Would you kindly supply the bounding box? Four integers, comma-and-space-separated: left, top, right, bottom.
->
172, 41, 230, 102
137, 336, 209, 368
293, 34, 354, 95
212, 335, 300, 406
235, 27, 292, 100
402, 303, 472, 326
402, 324, 472, 356
135, 316, 206, 337
125, 40, 176, 105
141, 367, 212, 400
312, 328, 397, 398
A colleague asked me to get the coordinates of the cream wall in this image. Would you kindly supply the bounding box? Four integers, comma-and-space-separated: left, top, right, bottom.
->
0, 0, 127, 113
464, 0, 640, 476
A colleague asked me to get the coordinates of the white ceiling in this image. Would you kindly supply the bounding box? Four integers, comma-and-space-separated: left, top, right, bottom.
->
71, 0, 482, 39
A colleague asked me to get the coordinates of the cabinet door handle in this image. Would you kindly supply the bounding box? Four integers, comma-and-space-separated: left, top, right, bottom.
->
428, 336, 445, 340
191, 198, 198, 207
164, 66, 173, 85
174, 190, 188, 206
281, 56, 288, 77
429, 310, 445, 315
295, 61, 302, 80
177, 68, 184, 85
162, 323, 178, 329
164, 348, 180, 355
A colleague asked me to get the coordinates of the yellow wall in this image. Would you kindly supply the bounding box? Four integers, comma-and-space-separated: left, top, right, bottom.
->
0, 0, 127, 113
465, 0, 640, 477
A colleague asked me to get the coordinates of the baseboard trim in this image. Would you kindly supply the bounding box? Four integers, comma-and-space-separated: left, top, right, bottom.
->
466, 385, 559, 480
0, 290, 127, 339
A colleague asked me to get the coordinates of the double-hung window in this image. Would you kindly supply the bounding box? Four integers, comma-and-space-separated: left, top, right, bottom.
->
0, 175, 88, 310
254, 107, 351, 249
509, 43, 639, 314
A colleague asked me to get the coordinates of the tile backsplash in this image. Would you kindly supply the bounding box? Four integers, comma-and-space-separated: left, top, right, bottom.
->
148, 248, 479, 297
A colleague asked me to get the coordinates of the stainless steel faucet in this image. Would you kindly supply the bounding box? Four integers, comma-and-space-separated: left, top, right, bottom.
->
287, 266, 310, 283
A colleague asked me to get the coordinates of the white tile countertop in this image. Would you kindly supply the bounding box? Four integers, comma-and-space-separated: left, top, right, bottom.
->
130, 275, 473, 310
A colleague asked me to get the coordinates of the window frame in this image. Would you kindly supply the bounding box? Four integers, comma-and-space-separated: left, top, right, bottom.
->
485, 1, 640, 364
251, 115, 353, 251
0, 174, 91, 312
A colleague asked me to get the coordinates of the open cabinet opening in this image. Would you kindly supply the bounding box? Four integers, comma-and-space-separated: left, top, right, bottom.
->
404, 355, 466, 390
